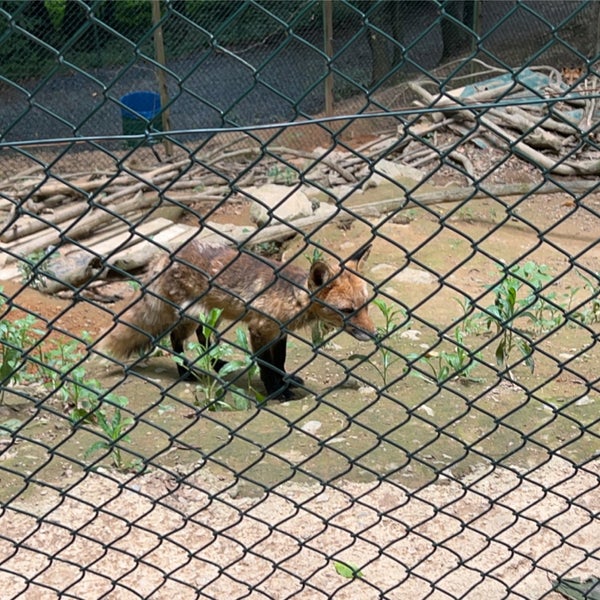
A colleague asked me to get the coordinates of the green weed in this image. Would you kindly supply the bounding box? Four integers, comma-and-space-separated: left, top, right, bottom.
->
0, 314, 38, 403
409, 328, 482, 385
346, 298, 407, 386
573, 270, 600, 324
304, 249, 335, 346
184, 308, 264, 411
481, 264, 538, 378
0, 289, 41, 403
266, 164, 297, 185
334, 560, 365, 579
83, 394, 140, 472
18, 250, 59, 290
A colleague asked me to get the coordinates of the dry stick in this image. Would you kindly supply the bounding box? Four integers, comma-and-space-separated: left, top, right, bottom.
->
1, 168, 182, 243
8, 190, 159, 259
204, 136, 254, 164
268, 146, 357, 183
410, 82, 577, 176
217, 143, 360, 183
20, 175, 123, 200
508, 105, 579, 136
97, 169, 179, 205
563, 157, 600, 175
230, 180, 600, 247
1, 200, 89, 243
31, 178, 600, 290
401, 141, 475, 178
477, 113, 576, 175
163, 192, 227, 204
27, 158, 192, 201
488, 107, 563, 151
0, 170, 45, 192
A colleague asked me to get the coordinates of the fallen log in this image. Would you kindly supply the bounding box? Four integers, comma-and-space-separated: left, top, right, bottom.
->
8, 190, 158, 260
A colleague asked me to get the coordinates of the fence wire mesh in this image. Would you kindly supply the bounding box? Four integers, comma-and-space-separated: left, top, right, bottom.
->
0, 1, 599, 599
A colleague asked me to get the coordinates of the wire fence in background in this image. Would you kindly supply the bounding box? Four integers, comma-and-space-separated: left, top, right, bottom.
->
0, 1, 599, 599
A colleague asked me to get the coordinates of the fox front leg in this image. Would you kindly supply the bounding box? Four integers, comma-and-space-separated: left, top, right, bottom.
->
251, 331, 303, 400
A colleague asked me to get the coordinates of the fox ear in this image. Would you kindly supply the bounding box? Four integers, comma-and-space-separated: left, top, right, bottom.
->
348, 244, 372, 268
308, 261, 334, 290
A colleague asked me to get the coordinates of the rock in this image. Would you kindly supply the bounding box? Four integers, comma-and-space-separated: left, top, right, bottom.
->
400, 329, 422, 341
575, 395, 594, 406
244, 184, 313, 227
301, 420, 322, 435
362, 159, 425, 189
394, 267, 437, 285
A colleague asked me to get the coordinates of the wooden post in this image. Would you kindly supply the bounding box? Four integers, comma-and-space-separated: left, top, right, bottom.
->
323, 0, 334, 117
152, 0, 173, 156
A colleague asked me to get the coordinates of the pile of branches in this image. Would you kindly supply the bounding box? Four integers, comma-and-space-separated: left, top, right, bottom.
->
406, 64, 600, 177
0, 133, 419, 267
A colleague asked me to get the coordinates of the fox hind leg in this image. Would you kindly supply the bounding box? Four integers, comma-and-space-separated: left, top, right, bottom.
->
170, 320, 203, 381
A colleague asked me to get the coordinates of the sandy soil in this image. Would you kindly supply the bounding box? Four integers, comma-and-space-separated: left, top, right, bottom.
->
1, 455, 597, 599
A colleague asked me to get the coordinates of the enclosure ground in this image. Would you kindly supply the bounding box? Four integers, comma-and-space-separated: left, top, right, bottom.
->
1, 185, 599, 598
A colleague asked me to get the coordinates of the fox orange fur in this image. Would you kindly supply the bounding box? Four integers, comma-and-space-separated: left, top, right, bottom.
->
98, 241, 375, 399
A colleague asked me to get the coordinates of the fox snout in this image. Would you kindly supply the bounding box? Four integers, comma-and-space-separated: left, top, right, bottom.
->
344, 310, 376, 342
346, 325, 375, 342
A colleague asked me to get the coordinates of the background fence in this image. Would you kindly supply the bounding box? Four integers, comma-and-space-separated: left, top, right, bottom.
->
1, 1, 599, 599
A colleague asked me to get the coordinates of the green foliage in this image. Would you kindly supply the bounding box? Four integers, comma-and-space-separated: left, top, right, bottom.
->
508, 261, 563, 334
83, 394, 140, 473
346, 298, 407, 386
0, 287, 137, 471
0, 290, 39, 403
409, 328, 482, 385
481, 265, 535, 378
266, 165, 297, 185
18, 249, 59, 290
304, 247, 325, 265
114, 0, 152, 39
573, 270, 600, 324
479, 261, 569, 377
552, 576, 600, 600
305, 249, 334, 346
185, 308, 264, 411
334, 560, 364, 579
0, 0, 329, 81
44, 0, 66, 31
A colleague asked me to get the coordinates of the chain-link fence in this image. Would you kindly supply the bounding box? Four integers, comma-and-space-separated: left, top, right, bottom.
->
1, 1, 599, 598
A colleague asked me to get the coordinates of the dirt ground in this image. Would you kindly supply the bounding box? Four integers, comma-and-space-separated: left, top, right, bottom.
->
1, 150, 600, 598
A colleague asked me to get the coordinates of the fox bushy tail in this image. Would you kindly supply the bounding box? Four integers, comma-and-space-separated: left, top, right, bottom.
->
98, 292, 177, 359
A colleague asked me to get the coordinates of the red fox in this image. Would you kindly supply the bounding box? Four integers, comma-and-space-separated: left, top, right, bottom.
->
98, 241, 375, 399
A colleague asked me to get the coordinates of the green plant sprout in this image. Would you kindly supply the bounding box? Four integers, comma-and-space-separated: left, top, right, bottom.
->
304, 249, 335, 346
266, 164, 297, 185
83, 394, 139, 472
0, 288, 41, 403
455, 297, 485, 336
409, 328, 482, 385
334, 560, 364, 579
183, 308, 264, 411
573, 269, 600, 324
510, 261, 563, 334
0, 313, 38, 403
0, 290, 137, 472
18, 249, 59, 290
482, 264, 536, 379
346, 298, 407, 386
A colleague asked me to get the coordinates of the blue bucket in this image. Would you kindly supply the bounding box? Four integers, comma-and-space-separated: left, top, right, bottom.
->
120, 91, 162, 145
